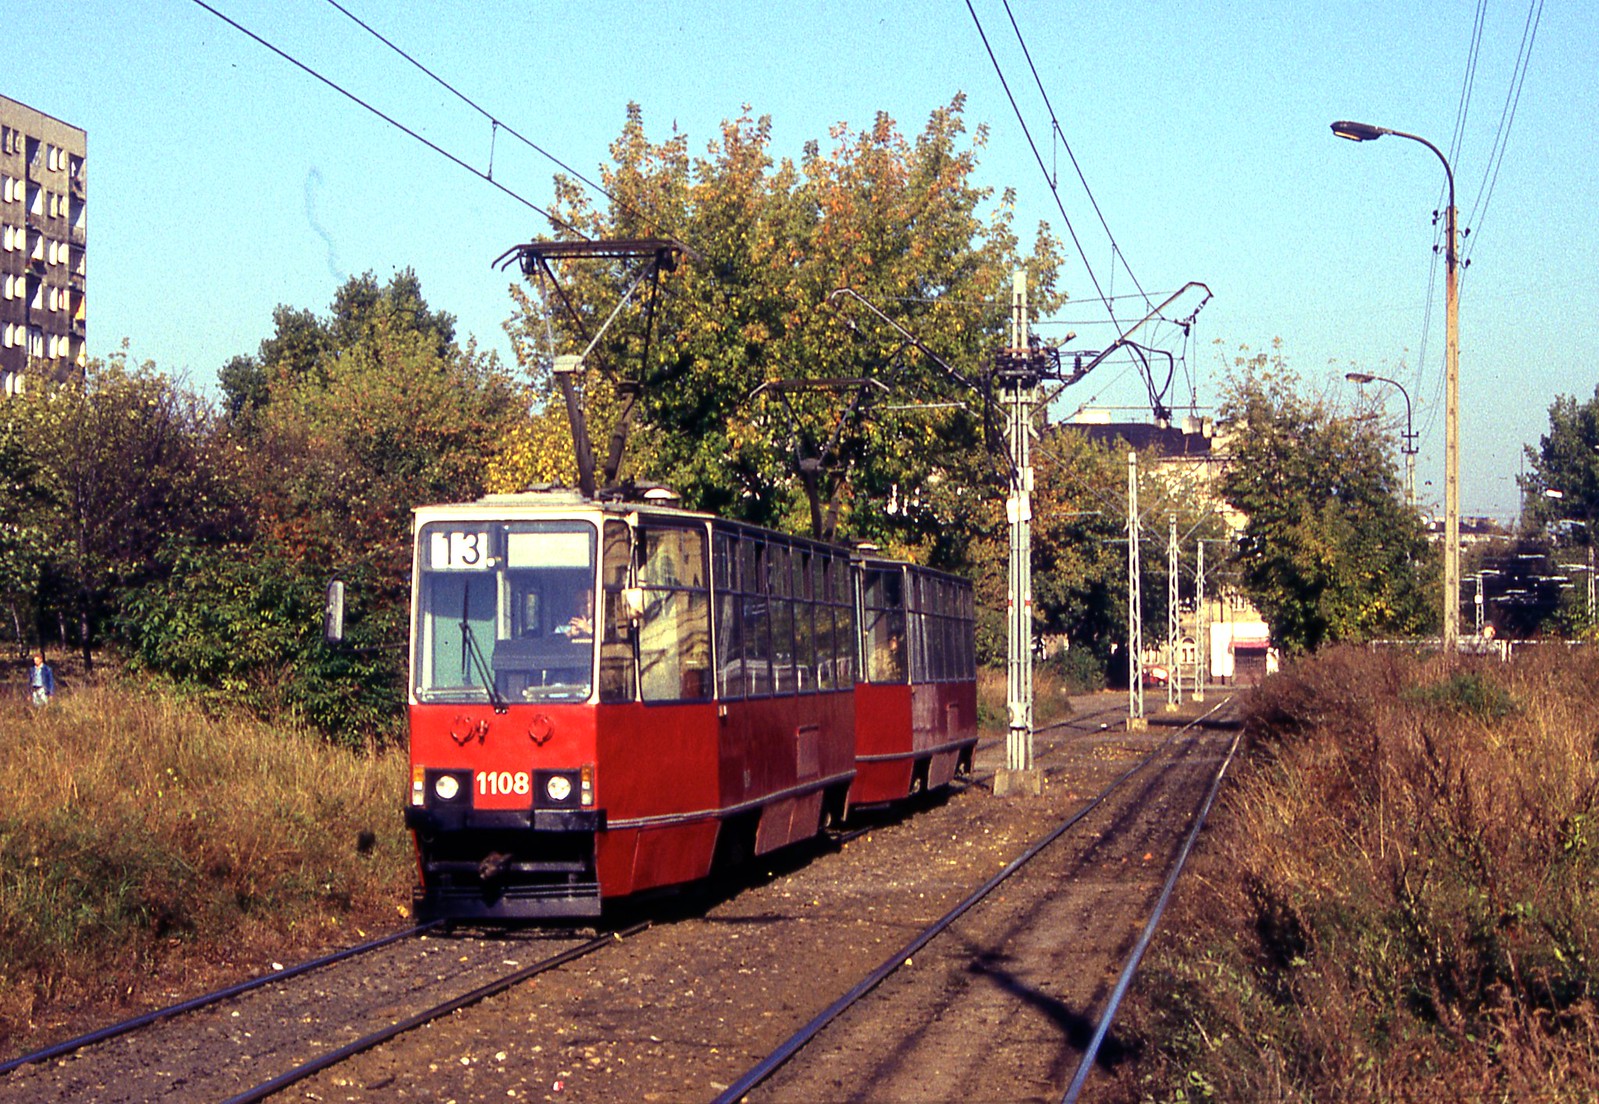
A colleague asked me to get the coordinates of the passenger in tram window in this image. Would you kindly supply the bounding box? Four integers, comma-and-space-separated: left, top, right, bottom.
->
872, 630, 905, 682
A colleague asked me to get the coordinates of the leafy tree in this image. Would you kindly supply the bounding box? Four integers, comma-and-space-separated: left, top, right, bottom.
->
1217, 351, 1438, 653
1522, 385, 1599, 542
0, 355, 240, 668
129, 271, 525, 740
504, 97, 1063, 564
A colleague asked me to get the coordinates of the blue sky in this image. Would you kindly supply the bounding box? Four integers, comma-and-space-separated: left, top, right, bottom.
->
10, 0, 1595, 519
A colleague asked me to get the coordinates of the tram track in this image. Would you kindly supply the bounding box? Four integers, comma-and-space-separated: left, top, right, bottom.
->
716, 697, 1238, 1103
0, 922, 442, 1079
2, 693, 1239, 1102
0, 922, 645, 1104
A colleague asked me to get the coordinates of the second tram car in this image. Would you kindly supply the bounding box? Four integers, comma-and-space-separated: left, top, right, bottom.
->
853, 555, 978, 805
401, 490, 976, 921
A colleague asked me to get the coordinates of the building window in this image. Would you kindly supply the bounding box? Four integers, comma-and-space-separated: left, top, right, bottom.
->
1, 176, 14, 203
68, 154, 82, 180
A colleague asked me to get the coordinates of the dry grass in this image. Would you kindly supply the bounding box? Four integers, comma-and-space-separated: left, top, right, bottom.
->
0, 683, 410, 1056
1115, 646, 1599, 1103
978, 663, 1076, 731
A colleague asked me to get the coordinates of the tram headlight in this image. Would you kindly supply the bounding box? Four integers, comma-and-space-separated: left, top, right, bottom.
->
544, 774, 573, 803
434, 774, 461, 802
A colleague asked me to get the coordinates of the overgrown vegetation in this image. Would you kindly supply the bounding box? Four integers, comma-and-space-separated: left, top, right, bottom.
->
0, 682, 410, 1055
1116, 647, 1599, 1102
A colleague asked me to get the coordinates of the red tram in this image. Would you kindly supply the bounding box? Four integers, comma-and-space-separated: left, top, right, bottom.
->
402, 490, 976, 921
852, 555, 979, 806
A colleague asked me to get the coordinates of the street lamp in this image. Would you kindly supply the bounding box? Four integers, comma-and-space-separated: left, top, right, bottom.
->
1332, 119, 1460, 651
1346, 371, 1418, 511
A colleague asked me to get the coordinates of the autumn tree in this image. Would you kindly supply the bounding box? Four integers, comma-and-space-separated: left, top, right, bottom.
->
125, 271, 524, 739
0, 355, 240, 668
1218, 353, 1437, 653
499, 97, 1063, 565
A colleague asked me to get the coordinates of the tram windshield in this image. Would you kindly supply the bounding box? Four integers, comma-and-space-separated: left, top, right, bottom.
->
414, 520, 598, 704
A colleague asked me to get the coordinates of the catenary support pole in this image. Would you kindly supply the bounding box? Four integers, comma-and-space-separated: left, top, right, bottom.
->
1126, 452, 1145, 729
996, 270, 1043, 796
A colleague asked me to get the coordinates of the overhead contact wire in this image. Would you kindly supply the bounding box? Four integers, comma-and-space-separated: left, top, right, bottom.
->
1000, 0, 1155, 317
962, 0, 1115, 320
187, 0, 586, 239
319, 0, 685, 246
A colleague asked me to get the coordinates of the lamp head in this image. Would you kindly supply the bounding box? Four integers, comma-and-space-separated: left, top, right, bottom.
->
1331, 120, 1386, 142
1345, 372, 1376, 384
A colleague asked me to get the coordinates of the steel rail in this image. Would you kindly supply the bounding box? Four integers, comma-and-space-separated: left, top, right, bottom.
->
1062, 726, 1244, 1103
712, 698, 1232, 1104
0, 921, 442, 1076
219, 921, 651, 1104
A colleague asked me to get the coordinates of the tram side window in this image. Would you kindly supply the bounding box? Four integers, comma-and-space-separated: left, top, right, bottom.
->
906, 573, 927, 683
817, 556, 839, 690
769, 543, 797, 694
962, 586, 977, 679
794, 550, 817, 693
927, 576, 948, 682
829, 554, 857, 685
713, 531, 743, 700
638, 525, 712, 702
863, 567, 907, 684
599, 520, 636, 703
739, 538, 773, 696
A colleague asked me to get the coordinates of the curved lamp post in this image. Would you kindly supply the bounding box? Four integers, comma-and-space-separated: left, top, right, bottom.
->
1346, 371, 1418, 511
1331, 119, 1460, 651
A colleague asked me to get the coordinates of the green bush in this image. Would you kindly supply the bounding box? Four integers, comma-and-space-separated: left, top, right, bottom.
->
116, 542, 405, 745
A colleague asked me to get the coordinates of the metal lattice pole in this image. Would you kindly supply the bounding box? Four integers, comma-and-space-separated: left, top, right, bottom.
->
1004, 273, 1035, 778
1127, 452, 1144, 723
1193, 538, 1206, 702
1167, 515, 1180, 709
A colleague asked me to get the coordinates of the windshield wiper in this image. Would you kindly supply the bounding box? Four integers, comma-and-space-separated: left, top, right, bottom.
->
459, 585, 509, 714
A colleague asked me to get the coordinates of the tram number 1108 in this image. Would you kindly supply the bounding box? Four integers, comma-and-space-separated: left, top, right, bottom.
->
477, 770, 531, 797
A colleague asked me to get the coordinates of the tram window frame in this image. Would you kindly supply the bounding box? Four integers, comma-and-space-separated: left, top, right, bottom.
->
768, 541, 797, 695
793, 549, 817, 693
740, 537, 773, 697
712, 530, 742, 700
862, 565, 907, 685
636, 522, 712, 703
599, 519, 637, 703
414, 520, 597, 704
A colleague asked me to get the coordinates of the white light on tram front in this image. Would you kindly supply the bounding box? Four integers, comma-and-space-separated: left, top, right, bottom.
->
434, 774, 461, 802
545, 774, 573, 803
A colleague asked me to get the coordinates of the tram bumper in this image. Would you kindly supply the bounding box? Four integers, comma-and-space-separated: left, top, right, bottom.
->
406, 805, 606, 921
